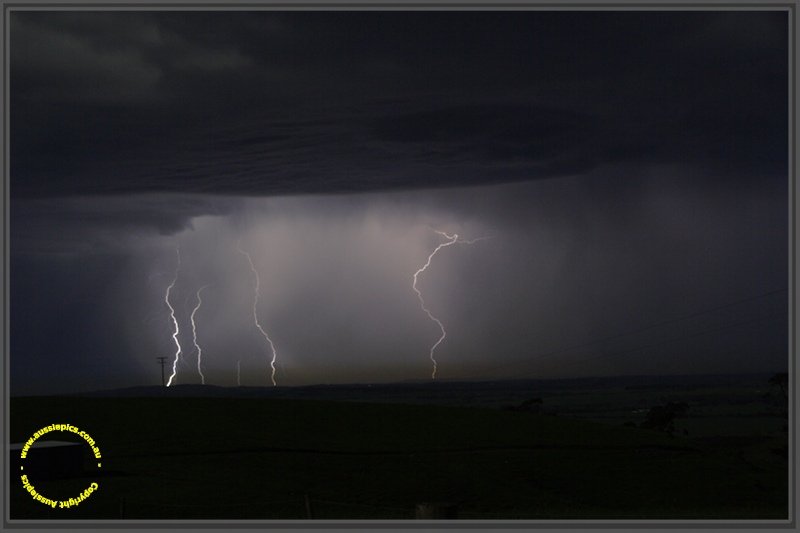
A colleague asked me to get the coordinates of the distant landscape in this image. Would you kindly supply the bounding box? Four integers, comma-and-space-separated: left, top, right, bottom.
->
9, 373, 789, 521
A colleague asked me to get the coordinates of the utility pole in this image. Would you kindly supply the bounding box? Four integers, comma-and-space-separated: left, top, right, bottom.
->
156, 357, 168, 387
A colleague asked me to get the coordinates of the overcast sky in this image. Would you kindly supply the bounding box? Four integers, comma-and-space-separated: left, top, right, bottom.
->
8, 9, 790, 395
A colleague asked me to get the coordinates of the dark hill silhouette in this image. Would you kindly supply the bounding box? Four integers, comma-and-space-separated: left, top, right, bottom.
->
40, 373, 776, 409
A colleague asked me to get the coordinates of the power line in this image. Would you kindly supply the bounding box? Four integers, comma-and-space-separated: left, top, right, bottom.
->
468, 287, 787, 378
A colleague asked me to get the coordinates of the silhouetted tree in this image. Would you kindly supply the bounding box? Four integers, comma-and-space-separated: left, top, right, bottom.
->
768, 372, 788, 399
639, 401, 689, 434
766, 372, 788, 418
509, 397, 543, 413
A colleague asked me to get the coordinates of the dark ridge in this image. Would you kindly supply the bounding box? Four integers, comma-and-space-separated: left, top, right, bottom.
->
46, 373, 776, 402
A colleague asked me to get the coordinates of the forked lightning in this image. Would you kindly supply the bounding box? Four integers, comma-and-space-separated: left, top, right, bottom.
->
190, 284, 212, 385
238, 239, 279, 386
413, 230, 491, 379
165, 246, 183, 387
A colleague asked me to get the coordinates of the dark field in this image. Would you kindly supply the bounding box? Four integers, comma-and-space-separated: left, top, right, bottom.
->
8, 374, 789, 521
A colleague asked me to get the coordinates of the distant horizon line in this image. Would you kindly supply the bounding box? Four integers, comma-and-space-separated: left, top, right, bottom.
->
9, 370, 786, 398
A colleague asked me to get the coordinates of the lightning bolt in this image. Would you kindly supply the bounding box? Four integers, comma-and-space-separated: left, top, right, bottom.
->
165, 246, 182, 387
190, 284, 212, 385
237, 239, 279, 386
413, 231, 459, 379
413, 230, 492, 379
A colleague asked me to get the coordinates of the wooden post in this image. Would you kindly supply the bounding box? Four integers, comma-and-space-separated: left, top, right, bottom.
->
304, 493, 314, 519
415, 502, 457, 519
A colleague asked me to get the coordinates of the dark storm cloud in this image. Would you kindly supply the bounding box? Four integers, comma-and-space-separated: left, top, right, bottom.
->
10, 194, 243, 255
10, 10, 788, 202
369, 103, 648, 179
7, 10, 790, 395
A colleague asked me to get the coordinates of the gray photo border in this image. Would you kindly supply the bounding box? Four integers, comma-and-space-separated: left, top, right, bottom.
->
1, 1, 797, 532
